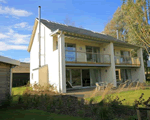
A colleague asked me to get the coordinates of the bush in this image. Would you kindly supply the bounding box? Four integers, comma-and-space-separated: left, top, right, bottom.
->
1, 92, 13, 107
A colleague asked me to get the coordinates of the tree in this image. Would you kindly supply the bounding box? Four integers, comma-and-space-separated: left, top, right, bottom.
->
103, 0, 150, 79
103, 0, 150, 51
103, 7, 127, 41
63, 16, 75, 26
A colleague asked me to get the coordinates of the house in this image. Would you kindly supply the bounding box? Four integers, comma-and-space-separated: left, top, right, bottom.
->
27, 18, 145, 93
12, 62, 30, 87
0, 56, 20, 105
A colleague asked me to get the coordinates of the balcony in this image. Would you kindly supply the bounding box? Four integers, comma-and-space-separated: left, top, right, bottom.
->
115, 55, 141, 66
65, 50, 111, 66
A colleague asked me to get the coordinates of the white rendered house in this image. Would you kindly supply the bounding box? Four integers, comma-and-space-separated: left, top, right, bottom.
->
27, 18, 145, 93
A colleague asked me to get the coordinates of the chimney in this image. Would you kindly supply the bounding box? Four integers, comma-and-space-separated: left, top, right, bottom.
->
39, 6, 41, 67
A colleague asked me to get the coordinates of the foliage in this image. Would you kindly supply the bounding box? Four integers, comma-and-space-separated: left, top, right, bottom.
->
103, 0, 150, 48
1, 92, 13, 107
134, 93, 150, 108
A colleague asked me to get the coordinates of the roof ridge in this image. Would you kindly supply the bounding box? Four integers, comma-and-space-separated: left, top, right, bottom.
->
41, 18, 102, 33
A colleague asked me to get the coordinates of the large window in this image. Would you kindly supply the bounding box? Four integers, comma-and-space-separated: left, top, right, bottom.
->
121, 69, 131, 82
56, 42, 76, 61
86, 46, 100, 62
65, 43, 76, 62
90, 69, 100, 86
71, 69, 81, 86
66, 69, 81, 87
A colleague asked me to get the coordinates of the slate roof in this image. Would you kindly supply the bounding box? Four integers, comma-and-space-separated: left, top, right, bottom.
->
40, 18, 126, 44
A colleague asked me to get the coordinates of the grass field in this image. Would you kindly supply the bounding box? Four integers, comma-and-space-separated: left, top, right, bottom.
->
0, 109, 91, 120
86, 89, 150, 106
12, 86, 32, 95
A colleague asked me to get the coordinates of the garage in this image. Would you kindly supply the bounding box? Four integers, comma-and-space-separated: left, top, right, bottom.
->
12, 62, 30, 87
0, 56, 20, 106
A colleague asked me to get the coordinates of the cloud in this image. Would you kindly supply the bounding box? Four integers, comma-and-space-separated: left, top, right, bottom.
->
0, 33, 9, 39
19, 58, 30, 63
2, 27, 31, 44
0, 6, 32, 17
14, 22, 32, 30
0, 0, 7, 3
0, 41, 27, 51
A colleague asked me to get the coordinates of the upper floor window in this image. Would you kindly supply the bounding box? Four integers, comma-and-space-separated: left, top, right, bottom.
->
121, 51, 130, 57
56, 42, 76, 51
86, 46, 100, 62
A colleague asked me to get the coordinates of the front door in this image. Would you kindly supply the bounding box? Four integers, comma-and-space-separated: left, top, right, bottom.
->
82, 69, 90, 87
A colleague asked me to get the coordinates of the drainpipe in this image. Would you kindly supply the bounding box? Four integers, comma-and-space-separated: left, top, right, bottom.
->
39, 6, 41, 67
10, 65, 16, 96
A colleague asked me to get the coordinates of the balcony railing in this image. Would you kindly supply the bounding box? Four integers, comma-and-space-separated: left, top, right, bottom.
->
65, 50, 111, 64
115, 55, 140, 65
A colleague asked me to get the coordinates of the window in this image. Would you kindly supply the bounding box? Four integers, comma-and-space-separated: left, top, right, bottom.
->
116, 71, 119, 80
65, 43, 76, 62
86, 46, 100, 62
56, 41, 58, 49
121, 51, 130, 57
56, 42, 76, 61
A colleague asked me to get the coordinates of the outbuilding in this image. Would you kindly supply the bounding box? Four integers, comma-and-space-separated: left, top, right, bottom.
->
0, 56, 20, 105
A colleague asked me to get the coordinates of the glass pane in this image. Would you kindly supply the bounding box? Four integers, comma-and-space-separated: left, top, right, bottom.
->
66, 69, 70, 82
86, 46, 92, 52
71, 69, 81, 86
93, 47, 99, 53
65, 51, 76, 61
66, 69, 71, 88
87, 53, 93, 62
116, 71, 119, 75
90, 69, 99, 86
66, 43, 76, 51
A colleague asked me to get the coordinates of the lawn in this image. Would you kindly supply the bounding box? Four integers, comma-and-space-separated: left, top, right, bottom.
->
87, 89, 150, 106
0, 108, 92, 120
9, 86, 150, 119
12, 86, 32, 95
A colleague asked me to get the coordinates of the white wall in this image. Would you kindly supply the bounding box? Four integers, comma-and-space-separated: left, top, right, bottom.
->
30, 22, 40, 85
30, 69, 39, 85
30, 22, 60, 92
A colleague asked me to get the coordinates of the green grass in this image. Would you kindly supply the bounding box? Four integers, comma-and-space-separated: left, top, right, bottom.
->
12, 86, 32, 95
87, 89, 150, 106
0, 109, 91, 120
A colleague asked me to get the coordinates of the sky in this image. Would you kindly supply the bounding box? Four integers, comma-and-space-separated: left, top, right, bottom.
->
0, 0, 122, 63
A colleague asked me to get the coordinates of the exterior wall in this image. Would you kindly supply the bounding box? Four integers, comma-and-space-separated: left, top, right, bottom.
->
30, 22, 40, 85
30, 22, 61, 92
12, 62, 30, 73
39, 65, 48, 87
31, 69, 39, 85
131, 68, 139, 81
0, 62, 11, 105
137, 48, 145, 82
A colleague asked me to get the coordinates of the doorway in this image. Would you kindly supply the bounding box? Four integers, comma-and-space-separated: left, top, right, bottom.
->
82, 69, 90, 87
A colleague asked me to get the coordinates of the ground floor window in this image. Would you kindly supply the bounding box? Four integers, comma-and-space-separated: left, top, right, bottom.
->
116, 69, 132, 82
66, 68, 101, 88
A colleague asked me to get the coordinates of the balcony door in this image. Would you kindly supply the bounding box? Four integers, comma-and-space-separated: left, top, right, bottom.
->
86, 46, 100, 62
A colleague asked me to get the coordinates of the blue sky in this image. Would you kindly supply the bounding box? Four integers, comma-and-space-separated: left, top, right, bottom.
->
0, 0, 122, 63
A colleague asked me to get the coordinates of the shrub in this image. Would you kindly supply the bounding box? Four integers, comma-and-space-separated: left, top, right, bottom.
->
1, 92, 13, 107
77, 109, 85, 117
